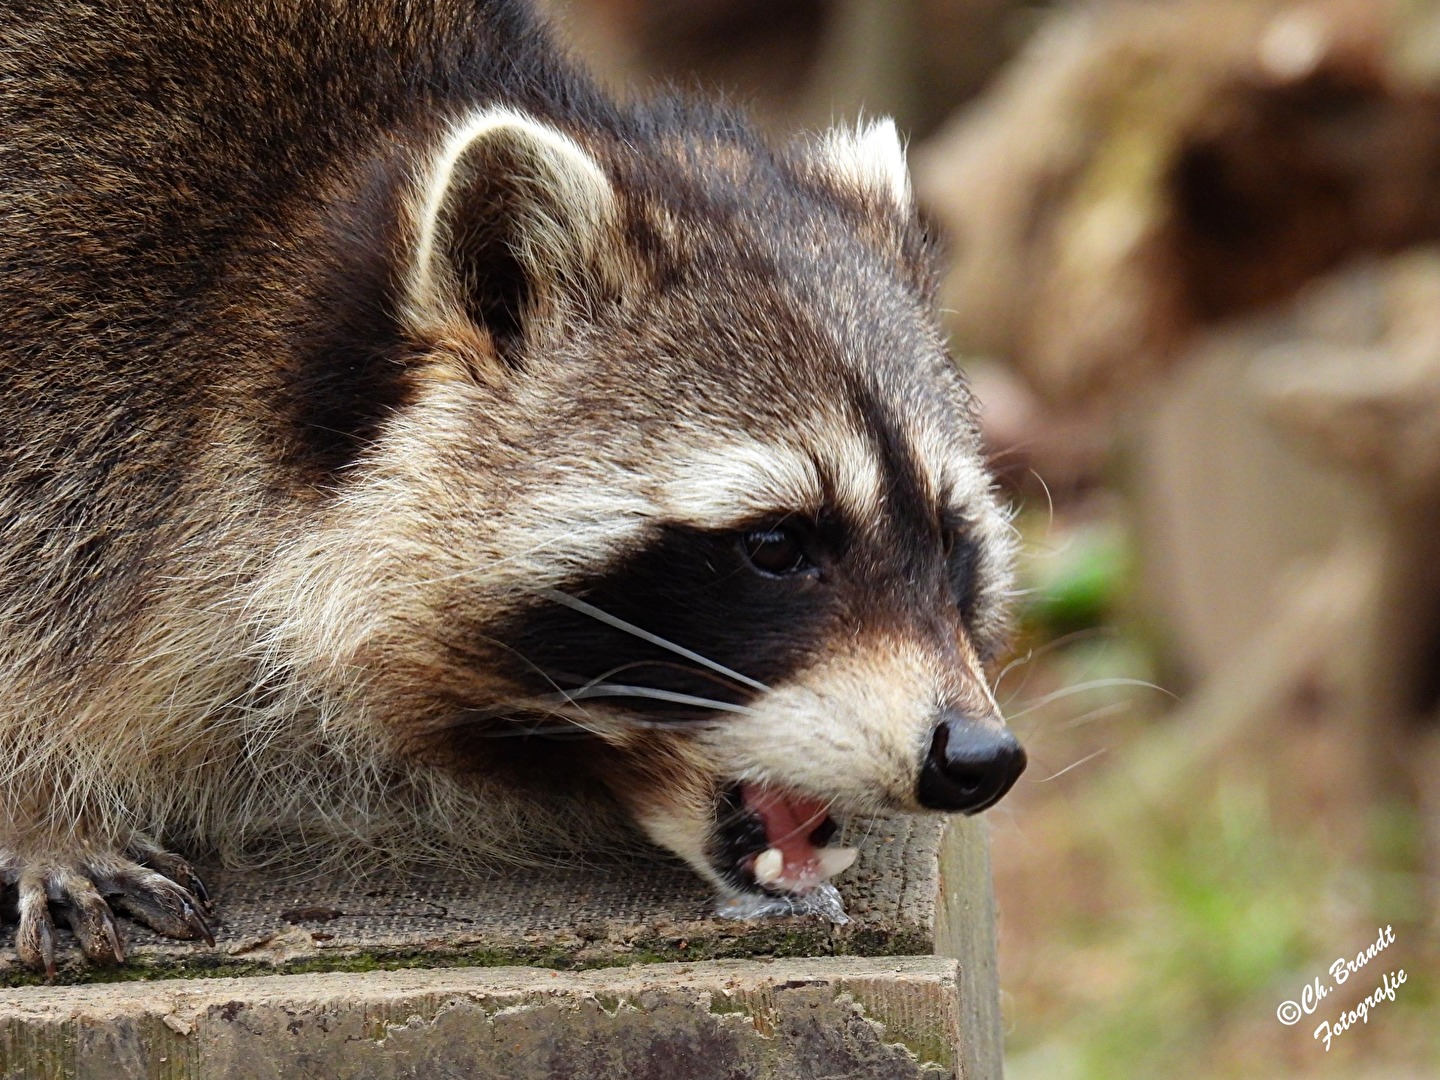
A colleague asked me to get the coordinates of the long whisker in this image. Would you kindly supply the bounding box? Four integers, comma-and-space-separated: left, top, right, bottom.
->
992, 650, 1035, 697
566, 659, 755, 697
838, 813, 883, 857
994, 627, 1120, 706
428, 679, 744, 736
1003, 677, 1175, 722
550, 684, 757, 715
1030, 747, 1108, 783
1057, 700, 1133, 731
540, 589, 769, 693
1029, 467, 1055, 535
1007, 699, 1133, 738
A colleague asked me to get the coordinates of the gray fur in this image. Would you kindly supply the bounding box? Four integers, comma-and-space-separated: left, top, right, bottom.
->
0, 0, 1017, 970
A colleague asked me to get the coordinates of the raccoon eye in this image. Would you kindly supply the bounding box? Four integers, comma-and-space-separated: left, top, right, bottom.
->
741, 526, 810, 577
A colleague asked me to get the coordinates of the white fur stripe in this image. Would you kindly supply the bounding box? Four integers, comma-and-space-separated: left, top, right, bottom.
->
659, 444, 823, 526
817, 117, 911, 207
658, 437, 885, 528
405, 107, 616, 332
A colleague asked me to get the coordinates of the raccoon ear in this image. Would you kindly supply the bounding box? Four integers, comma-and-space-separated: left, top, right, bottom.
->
813, 117, 912, 209
404, 108, 618, 368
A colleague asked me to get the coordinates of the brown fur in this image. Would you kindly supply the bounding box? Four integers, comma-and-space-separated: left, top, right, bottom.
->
0, 0, 1019, 970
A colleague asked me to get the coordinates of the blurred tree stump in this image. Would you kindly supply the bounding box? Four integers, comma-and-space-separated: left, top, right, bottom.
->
914, 0, 1440, 911
1259, 253, 1440, 855
914, 0, 1440, 400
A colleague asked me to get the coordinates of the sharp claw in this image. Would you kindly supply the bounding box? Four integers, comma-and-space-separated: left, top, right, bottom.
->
16, 874, 58, 977
187, 904, 215, 948
51, 869, 126, 966
40, 918, 55, 980
103, 910, 126, 963
111, 873, 216, 945
8, 847, 212, 969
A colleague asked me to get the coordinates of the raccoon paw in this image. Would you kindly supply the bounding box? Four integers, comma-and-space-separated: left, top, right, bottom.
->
1, 844, 214, 976
125, 836, 213, 912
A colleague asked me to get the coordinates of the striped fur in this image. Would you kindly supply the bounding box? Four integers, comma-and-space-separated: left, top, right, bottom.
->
0, 0, 1017, 962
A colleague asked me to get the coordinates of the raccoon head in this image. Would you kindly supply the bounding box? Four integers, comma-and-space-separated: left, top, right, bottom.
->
306, 106, 1025, 898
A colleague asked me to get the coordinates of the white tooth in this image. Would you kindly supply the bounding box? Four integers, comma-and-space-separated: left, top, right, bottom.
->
753, 847, 785, 885
815, 847, 858, 879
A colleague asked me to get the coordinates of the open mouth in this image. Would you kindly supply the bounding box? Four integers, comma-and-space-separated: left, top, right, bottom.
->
715, 782, 859, 894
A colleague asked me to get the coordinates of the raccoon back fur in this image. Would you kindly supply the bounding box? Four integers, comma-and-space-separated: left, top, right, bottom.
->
0, 0, 1026, 972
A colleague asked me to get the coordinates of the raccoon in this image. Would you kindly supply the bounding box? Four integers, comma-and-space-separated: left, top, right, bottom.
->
0, 0, 1025, 974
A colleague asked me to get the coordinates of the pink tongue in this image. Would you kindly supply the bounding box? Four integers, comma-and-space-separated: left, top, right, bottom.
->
741, 784, 829, 871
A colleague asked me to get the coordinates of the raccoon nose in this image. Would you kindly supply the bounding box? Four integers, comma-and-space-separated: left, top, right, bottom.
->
917, 712, 1027, 813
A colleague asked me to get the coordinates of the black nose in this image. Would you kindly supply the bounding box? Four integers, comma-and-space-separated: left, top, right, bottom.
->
917, 712, 1027, 813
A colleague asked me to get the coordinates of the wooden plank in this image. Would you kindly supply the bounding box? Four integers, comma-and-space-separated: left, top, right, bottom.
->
0, 816, 961, 983
0, 956, 972, 1080
0, 818, 1003, 1077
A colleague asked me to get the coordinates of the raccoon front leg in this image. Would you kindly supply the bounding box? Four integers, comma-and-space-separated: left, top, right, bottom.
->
1, 840, 213, 976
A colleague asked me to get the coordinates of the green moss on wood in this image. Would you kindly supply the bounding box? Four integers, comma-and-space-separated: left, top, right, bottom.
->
1, 917, 935, 987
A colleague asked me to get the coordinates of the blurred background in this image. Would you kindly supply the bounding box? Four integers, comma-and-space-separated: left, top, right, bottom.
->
543, 1, 1439, 1076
